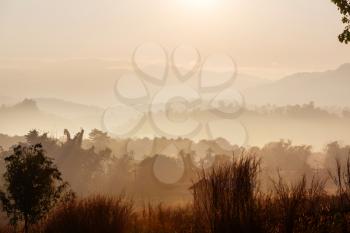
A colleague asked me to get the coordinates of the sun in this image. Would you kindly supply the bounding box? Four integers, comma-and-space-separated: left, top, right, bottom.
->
181, 0, 216, 9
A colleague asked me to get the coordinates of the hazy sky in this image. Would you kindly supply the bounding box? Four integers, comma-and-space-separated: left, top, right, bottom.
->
1, 0, 350, 79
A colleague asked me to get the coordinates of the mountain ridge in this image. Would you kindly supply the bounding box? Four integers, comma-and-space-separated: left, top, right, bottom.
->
244, 63, 350, 107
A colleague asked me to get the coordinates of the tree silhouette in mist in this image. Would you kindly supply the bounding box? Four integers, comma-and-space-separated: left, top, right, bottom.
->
0, 144, 71, 233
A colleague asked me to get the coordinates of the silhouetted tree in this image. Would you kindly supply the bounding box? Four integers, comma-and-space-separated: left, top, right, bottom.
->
0, 144, 70, 233
89, 129, 110, 143
25, 129, 40, 145
331, 0, 350, 43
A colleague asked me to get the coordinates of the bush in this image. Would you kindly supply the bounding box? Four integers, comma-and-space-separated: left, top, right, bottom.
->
42, 195, 133, 233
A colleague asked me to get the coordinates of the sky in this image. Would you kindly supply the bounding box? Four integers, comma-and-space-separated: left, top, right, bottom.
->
0, 0, 350, 80
1, 0, 350, 147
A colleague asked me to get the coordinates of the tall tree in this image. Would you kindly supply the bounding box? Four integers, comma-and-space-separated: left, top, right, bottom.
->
0, 144, 71, 233
331, 0, 350, 43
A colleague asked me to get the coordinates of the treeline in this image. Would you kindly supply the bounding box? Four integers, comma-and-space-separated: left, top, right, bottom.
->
246, 102, 350, 118
0, 129, 349, 199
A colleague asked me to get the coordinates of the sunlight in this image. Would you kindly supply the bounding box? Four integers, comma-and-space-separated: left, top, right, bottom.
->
180, 0, 217, 9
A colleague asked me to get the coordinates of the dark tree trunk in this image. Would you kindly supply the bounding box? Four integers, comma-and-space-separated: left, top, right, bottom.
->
24, 215, 29, 233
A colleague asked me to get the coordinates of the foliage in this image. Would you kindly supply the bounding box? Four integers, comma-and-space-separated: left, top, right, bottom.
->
0, 144, 70, 233
88, 129, 110, 143
331, 0, 350, 43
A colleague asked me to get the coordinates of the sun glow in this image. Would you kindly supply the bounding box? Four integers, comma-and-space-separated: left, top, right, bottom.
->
181, 0, 217, 9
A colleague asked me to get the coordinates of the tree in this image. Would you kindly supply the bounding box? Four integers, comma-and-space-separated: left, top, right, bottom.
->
88, 129, 111, 151
25, 130, 40, 145
89, 129, 110, 143
0, 144, 70, 233
331, 0, 350, 43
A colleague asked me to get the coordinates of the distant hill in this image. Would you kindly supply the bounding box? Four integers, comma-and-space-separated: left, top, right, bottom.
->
0, 96, 19, 106
34, 98, 104, 119
0, 99, 99, 136
235, 73, 272, 90
244, 64, 350, 106
0, 99, 41, 114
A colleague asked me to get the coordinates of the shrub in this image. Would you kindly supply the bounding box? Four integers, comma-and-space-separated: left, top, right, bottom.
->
42, 195, 133, 233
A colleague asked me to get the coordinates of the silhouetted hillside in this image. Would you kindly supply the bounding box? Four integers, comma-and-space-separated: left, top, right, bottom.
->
34, 98, 104, 119
244, 63, 350, 106
0, 99, 76, 136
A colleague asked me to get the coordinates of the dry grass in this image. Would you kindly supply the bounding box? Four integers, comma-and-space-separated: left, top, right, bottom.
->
132, 204, 194, 233
2, 156, 350, 233
41, 195, 134, 233
190, 155, 350, 233
192, 156, 262, 233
